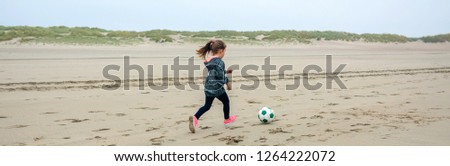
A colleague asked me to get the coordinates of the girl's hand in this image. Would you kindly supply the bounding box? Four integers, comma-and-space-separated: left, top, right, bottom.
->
226, 69, 233, 74
226, 82, 232, 90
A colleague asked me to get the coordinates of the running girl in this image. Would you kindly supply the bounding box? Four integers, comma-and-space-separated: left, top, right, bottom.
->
189, 40, 236, 133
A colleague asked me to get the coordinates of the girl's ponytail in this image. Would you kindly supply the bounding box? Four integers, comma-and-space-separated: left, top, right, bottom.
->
196, 40, 226, 59
196, 40, 214, 59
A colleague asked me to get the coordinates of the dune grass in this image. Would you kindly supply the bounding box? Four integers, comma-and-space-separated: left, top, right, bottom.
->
0, 25, 447, 45
421, 33, 450, 43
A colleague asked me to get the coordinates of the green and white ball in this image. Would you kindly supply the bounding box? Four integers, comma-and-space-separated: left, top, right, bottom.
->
258, 106, 275, 123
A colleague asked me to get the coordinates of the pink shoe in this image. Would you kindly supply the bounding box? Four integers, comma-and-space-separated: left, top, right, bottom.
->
189, 116, 198, 133
224, 115, 237, 126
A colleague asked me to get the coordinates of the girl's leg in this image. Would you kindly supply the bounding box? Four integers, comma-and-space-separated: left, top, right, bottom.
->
216, 92, 230, 120
194, 95, 215, 119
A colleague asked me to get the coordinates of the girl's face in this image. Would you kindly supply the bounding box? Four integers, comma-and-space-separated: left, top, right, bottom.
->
216, 49, 226, 58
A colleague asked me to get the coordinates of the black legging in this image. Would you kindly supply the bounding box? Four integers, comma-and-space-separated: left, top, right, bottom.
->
195, 92, 230, 120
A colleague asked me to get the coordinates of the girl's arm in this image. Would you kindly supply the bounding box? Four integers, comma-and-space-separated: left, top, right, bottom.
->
226, 69, 232, 90
217, 60, 231, 90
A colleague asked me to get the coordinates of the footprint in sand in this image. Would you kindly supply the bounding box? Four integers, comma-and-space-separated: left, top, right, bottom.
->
381, 134, 391, 139
301, 134, 316, 138
57, 118, 89, 123
218, 136, 244, 145
86, 136, 106, 140
350, 123, 371, 127
133, 107, 160, 110
306, 123, 317, 127
310, 115, 324, 119
383, 125, 400, 130
41, 112, 58, 115
115, 113, 126, 117
92, 128, 110, 132
203, 132, 222, 138
88, 110, 105, 113
342, 96, 352, 99
145, 127, 160, 132
200, 126, 211, 130
268, 128, 291, 134
349, 128, 362, 132
227, 126, 244, 130
181, 104, 200, 108
318, 138, 328, 142
255, 137, 267, 143
286, 136, 296, 141
68, 118, 89, 123
327, 103, 339, 106
247, 100, 261, 104
7, 124, 29, 129
33, 136, 44, 141
150, 136, 165, 145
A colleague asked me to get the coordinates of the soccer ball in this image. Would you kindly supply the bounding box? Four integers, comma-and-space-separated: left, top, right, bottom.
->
258, 106, 275, 123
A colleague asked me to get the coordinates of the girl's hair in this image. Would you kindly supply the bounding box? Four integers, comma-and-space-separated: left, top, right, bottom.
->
196, 40, 227, 59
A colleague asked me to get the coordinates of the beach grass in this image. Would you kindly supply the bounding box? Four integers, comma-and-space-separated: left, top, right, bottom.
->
0, 25, 448, 45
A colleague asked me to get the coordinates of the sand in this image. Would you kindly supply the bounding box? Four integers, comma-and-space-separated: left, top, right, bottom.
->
0, 41, 450, 145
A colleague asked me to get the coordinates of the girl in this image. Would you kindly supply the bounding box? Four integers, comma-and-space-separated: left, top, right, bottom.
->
189, 40, 236, 133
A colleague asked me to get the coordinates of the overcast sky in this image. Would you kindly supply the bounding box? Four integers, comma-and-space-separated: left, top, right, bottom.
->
1, 0, 449, 37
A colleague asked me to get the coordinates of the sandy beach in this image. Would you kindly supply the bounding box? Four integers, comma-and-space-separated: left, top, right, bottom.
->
1, 41, 450, 146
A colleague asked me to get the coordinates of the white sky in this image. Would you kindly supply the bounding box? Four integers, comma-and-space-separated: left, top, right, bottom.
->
1, 0, 449, 37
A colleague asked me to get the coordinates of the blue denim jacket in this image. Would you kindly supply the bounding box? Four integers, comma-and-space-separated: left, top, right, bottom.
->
204, 57, 228, 97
